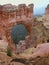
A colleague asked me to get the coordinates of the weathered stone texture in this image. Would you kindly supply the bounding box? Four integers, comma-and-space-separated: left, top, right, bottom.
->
45, 4, 49, 22
43, 4, 49, 42
0, 4, 34, 51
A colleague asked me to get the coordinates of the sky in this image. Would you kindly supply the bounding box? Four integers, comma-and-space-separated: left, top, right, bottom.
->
0, 0, 49, 15
0, 0, 49, 7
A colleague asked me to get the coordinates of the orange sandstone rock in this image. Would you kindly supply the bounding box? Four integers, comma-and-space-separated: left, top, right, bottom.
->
0, 4, 34, 52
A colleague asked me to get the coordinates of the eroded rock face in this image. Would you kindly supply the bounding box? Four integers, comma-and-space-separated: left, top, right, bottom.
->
16, 35, 32, 53
0, 52, 25, 65
43, 4, 49, 42
22, 43, 49, 59
0, 4, 34, 51
44, 4, 49, 24
0, 40, 8, 52
28, 43, 49, 59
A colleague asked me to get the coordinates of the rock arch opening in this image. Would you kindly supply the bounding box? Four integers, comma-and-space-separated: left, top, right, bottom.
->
11, 24, 28, 44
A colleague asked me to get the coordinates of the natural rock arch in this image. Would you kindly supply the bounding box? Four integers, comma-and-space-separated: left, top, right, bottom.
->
5, 21, 33, 51
0, 3, 34, 52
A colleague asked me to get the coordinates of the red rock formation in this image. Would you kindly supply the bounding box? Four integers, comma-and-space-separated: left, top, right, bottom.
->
23, 43, 49, 59
0, 4, 34, 52
45, 4, 49, 22
31, 43, 49, 58
43, 4, 49, 42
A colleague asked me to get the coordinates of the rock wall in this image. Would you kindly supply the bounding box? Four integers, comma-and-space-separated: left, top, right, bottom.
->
0, 4, 34, 51
44, 4, 49, 22
43, 4, 49, 42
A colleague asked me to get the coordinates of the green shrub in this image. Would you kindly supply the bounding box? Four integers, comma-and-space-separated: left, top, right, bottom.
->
6, 46, 12, 57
